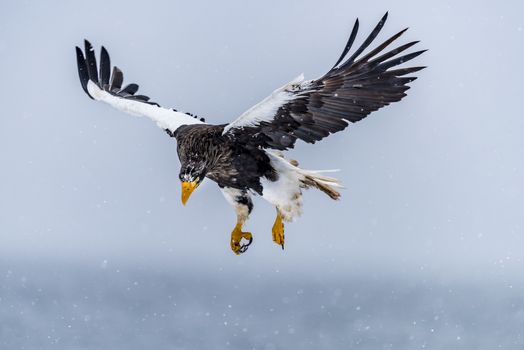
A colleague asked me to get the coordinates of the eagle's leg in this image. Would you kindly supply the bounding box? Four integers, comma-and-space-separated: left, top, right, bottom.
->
230, 220, 252, 255
271, 208, 285, 249
220, 187, 254, 255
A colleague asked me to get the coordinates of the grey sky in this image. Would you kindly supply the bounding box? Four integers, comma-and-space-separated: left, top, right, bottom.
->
0, 0, 523, 280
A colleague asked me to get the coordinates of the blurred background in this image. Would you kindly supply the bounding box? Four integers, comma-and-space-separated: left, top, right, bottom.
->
1, 0, 523, 349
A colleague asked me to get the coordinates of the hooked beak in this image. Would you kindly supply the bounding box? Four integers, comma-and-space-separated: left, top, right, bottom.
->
181, 181, 198, 205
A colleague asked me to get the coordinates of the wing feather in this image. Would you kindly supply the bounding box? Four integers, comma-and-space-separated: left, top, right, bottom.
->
84, 40, 99, 85
337, 12, 389, 70
99, 46, 111, 87
109, 66, 123, 91
76, 41, 204, 133
224, 13, 426, 150
330, 18, 359, 69
75, 47, 91, 98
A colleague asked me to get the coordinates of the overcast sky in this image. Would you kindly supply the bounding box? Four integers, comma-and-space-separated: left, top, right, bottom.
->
0, 0, 523, 281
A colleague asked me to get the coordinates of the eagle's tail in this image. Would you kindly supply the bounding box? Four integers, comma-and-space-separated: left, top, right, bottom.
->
300, 170, 343, 200
268, 151, 343, 200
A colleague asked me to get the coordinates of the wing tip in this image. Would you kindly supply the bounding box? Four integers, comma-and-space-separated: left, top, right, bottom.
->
330, 16, 361, 70
83, 39, 99, 85
84, 39, 93, 51
75, 44, 94, 99
379, 11, 388, 25
99, 46, 111, 87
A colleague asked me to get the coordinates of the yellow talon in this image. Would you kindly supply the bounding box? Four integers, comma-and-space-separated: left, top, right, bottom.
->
230, 223, 253, 255
272, 210, 285, 250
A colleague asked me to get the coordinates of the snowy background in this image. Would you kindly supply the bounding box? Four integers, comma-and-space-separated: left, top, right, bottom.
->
1, 0, 523, 349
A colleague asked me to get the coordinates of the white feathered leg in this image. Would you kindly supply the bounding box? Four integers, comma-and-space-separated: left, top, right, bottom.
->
260, 151, 343, 249
260, 152, 305, 222
261, 151, 343, 220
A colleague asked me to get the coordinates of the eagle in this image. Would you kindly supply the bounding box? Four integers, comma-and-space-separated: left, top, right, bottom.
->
75, 13, 425, 255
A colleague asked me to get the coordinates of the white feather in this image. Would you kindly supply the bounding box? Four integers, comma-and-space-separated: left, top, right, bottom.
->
222, 74, 309, 134
260, 151, 343, 221
221, 187, 251, 222
87, 81, 203, 133
260, 160, 304, 222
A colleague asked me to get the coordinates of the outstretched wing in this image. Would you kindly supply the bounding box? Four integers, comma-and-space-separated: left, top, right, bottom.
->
223, 13, 426, 150
76, 40, 205, 134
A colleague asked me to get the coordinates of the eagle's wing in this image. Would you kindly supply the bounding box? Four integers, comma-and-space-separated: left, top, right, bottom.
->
76, 40, 204, 134
223, 13, 425, 150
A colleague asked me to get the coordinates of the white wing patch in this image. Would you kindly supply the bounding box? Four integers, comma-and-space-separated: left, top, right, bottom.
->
87, 81, 203, 133
222, 74, 310, 135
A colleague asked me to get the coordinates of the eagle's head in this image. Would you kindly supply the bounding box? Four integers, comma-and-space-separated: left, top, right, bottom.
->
179, 161, 207, 205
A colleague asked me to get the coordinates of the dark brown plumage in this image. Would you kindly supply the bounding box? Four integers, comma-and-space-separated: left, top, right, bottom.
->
174, 124, 277, 194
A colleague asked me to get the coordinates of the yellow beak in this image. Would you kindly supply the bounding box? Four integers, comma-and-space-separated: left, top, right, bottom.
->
181, 181, 198, 205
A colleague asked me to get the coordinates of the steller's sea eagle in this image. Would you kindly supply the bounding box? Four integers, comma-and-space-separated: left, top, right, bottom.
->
75, 13, 425, 254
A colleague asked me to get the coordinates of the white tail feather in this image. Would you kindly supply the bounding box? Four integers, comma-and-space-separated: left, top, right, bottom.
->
298, 169, 343, 200
267, 151, 344, 200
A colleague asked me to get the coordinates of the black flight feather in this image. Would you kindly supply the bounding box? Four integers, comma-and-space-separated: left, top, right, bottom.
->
75, 46, 91, 99
109, 66, 123, 91
339, 12, 388, 70
84, 40, 99, 85
76, 41, 202, 115
99, 46, 111, 87
331, 18, 359, 70
120, 83, 139, 95
229, 12, 426, 150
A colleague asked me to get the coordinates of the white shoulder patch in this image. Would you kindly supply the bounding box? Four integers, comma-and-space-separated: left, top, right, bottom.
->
222, 74, 309, 135
87, 81, 203, 133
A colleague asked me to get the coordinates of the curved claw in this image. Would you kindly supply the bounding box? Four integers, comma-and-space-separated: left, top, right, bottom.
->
238, 236, 253, 254
230, 228, 253, 255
